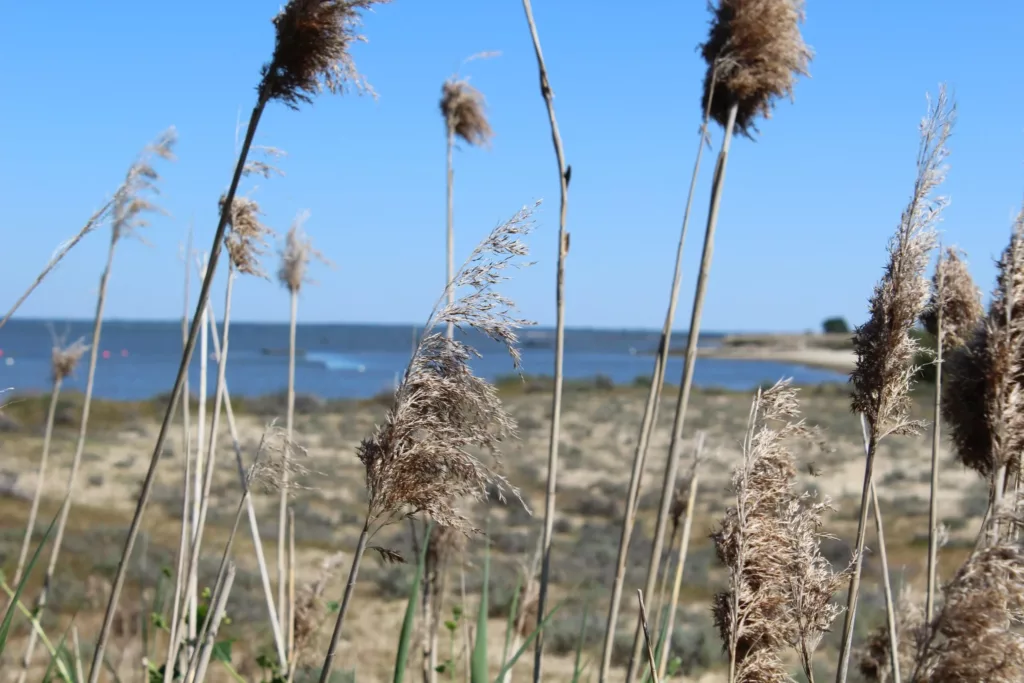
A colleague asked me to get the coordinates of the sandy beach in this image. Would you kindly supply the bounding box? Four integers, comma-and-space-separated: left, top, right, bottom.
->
0, 378, 980, 681
695, 332, 857, 373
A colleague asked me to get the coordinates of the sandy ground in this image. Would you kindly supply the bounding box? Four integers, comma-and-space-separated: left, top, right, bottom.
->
0, 380, 983, 682
696, 332, 857, 372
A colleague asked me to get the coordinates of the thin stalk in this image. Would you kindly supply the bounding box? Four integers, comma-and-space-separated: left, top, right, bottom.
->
167, 227, 195, 682
73, 626, 85, 683
926, 283, 944, 621
318, 520, 371, 683
460, 563, 471, 683
636, 591, 660, 683
0, 578, 75, 683
11, 376, 63, 589
189, 256, 210, 656
281, 287, 298, 656
87, 94, 269, 683
205, 304, 287, 665
289, 507, 296, 662
0, 200, 114, 331
174, 270, 236, 674
19, 236, 119, 682
835, 429, 882, 682
625, 101, 739, 683
860, 414, 900, 683
599, 72, 716, 683
192, 563, 236, 683
520, 3, 571, 680
446, 126, 455, 341
656, 437, 702, 680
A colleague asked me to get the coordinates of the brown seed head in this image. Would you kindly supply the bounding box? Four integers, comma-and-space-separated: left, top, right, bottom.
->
943, 209, 1024, 479
857, 585, 927, 683
278, 212, 333, 294
913, 507, 1024, 681
712, 381, 848, 681
440, 78, 493, 148
292, 551, 346, 662
921, 247, 985, 349
699, 0, 812, 136
221, 195, 275, 278
50, 337, 89, 383
851, 88, 952, 439
111, 128, 177, 243
357, 204, 538, 533
260, 0, 389, 108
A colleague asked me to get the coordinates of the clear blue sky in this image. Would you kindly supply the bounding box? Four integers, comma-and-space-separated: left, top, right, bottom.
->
2, 1, 1022, 332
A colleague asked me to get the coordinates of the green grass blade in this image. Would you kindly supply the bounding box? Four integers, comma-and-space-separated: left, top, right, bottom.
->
500, 573, 523, 667
641, 606, 671, 683
492, 599, 566, 683
471, 531, 490, 683
0, 504, 60, 653
41, 619, 76, 683
394, 521, 434, 683
570, 604, 590, 683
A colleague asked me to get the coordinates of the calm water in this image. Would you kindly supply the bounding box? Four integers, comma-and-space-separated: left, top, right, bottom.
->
0, 320, 846, 401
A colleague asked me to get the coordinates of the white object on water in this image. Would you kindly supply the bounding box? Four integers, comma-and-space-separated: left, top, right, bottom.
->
4, 357, 12, 366
357, 364, 366, 373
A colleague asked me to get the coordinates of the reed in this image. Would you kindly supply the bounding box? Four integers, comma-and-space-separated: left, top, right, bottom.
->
16, 130, 175, 683
277, 210, 331, 667
835, 86, 953, 683
317, 205, 536, 682
87, 3, 388, 679
626, 1, 811, 679
517, 4, 571, 680
920, 247, 984, 621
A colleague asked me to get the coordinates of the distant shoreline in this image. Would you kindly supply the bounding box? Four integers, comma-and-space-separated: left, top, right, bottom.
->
661, 332, 856, 374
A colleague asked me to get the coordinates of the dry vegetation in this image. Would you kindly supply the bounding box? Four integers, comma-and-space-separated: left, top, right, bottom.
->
2, 1, 1021, 683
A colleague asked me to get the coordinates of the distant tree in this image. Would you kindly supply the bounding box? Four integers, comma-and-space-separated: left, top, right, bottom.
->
821, 317, 850, 334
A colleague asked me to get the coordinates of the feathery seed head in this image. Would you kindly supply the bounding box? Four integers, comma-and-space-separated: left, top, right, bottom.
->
260, 0, 388, 108
221, 195, 275, 278
50, 337, 89, 384
699, 0, 812, 137
278, 211, 332, 293
914, 507, 1024, 681
111, 128, 177, 243
943, 209, 1024, 479
857, 585, 926, 683
248, 422, 314, 494
440, 78, 493, 147
292, 551, 345, 662
712, 381, 848, 681
850, 88, 952, 439
921, 246, 985, 349
357, 204, 538, 534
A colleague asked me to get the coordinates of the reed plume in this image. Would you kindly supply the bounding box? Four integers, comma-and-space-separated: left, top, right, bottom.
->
223, 194, 275, 278
17, 129, 175, 683
712, 381, 847, 683
441, 68, 493, 342
910, 503, 1024, 682
89, 4, 386, 678
317, 204, 536, 682
624, 3, 811, 680
921, 247, 983, 621
942, 210, 1024, 497
834, 87, 952, 683
9, 335, 88, 594
700, 0, 812, 137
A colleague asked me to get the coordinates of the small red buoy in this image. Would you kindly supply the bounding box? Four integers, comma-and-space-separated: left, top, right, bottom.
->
0, 349, 4, 357
102, 350, 111, 360
121, 349, 129, 357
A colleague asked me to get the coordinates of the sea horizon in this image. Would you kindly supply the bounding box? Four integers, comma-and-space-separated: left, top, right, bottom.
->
0, 319, 846, 401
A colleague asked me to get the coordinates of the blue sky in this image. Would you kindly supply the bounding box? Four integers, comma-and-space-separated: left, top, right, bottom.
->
1, 1, 1022, 332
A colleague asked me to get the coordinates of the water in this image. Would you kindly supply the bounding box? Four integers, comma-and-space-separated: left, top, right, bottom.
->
0, 320, 846, 401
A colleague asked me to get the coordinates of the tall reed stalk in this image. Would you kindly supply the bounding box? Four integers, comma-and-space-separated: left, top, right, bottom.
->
17, 131, 175, 682
835, 87, 952, 683
625, 1, 810, 677
317, 206, 536, 683
87, 4, 388, 679
920, 247, 984, 620
599, 70, 717, 682
10, 337, 87, 591
517, 4, 570, 680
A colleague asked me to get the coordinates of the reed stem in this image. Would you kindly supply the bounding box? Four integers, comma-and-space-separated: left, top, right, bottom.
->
626, 100, 738, 683
87, 94, 268, 683
318, 520, 371, 683
519, 3, 570, 680
281, 286, 298, 657
926, 289, 944, 621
